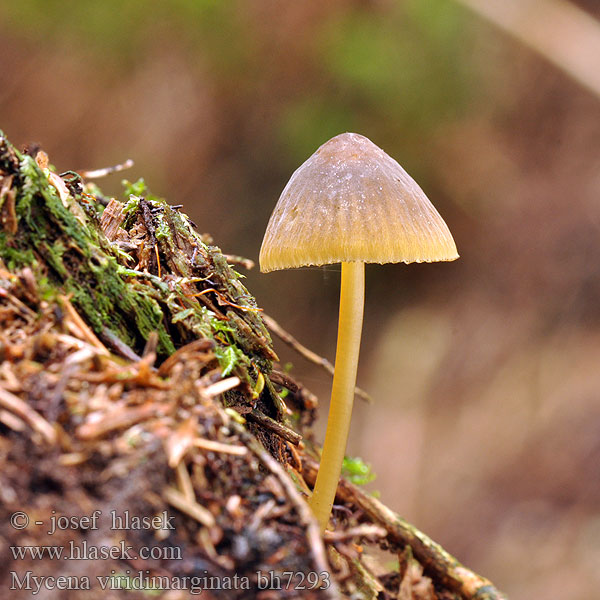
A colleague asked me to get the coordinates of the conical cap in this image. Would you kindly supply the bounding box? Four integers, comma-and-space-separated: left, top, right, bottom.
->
260, 133, 458, 272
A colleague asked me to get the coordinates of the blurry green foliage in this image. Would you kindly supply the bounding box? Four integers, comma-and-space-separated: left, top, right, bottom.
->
342, 455, 376, 486
2, 0, 152, 56
278, 98, 356, 164
320, 0, 470, 121
2, 0, 478, 188
1, 0, 243, 66
279, 0, 475, 165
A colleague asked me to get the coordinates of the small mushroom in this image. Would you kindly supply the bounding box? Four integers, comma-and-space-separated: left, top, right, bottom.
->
260, 132, 458, 531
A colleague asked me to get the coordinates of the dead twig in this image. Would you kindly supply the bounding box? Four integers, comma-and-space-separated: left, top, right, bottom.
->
175, 461, 196, 503
199, 376, 241, 399
303, 459, 507, 600
193, 438, 248, 456
0, 387, 56, 444
454, 0, 600, 99
247, 409, 302, 446
80, 158, 134, 179
323, 524, 387, 543
59, 295, 109, 354
76, 403, 168, 440
270, 369, 319, 411
157, 338, 214, 377
166, 417, 198, 468
263, 313, 372, 403
224, 254, 255, 270
3, 288, 37, 321
163, 485, 216, 528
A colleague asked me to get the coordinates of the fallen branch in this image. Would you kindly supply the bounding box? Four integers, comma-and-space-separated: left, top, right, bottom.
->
303, 459, 508, 600
455, 0, 600, 99
263, 313, 372, 403
163, 485, 216, 528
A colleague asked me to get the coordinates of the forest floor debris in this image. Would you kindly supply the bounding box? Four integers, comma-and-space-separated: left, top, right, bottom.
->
0, 131, 505, 599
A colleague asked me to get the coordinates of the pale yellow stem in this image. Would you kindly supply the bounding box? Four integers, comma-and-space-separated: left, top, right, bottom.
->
309, 261, 365, 531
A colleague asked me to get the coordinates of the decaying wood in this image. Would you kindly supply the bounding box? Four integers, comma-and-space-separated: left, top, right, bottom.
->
233, 421, 341, 600
99, 198, 126, 241
0, 130, 506, 599
248, 408, 303, 446
303, 460, 508, 600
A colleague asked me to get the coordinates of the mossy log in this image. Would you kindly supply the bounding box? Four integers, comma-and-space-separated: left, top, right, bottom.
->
0, 131, 506, 600
0, 132, 288, 432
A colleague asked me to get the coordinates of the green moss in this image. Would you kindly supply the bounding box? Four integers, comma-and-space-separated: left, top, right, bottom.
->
0, 233, 36, 270
122, 178, 148, 197
342, 456, 376, 486
0, 141, 177, 355
214, 345, 245, 377
122, 195, 140, 217
0, 131, 277, 416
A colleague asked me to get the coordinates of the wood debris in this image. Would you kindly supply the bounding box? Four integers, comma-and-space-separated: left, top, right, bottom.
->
0, 131, 506, 600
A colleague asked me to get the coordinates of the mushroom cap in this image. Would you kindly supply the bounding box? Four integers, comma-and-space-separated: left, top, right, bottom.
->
260, 132, 459, 273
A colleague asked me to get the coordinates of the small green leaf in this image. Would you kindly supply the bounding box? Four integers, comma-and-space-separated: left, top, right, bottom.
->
215, 345, 240, 376
342, 455, 376, 486
122, 178, 147, 197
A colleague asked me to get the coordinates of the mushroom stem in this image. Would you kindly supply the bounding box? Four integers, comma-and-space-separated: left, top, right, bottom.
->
309, 260, 364, 531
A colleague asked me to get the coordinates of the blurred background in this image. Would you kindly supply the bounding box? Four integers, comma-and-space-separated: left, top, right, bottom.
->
1, 1, 599, 597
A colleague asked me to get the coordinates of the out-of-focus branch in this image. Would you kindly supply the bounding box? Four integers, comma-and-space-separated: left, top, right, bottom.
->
455, 0, 600, 99
262, 313, 373, 403
303, 458, 508, 600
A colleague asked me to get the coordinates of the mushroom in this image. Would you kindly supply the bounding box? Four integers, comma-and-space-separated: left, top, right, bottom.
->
260, 132, 458, 531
